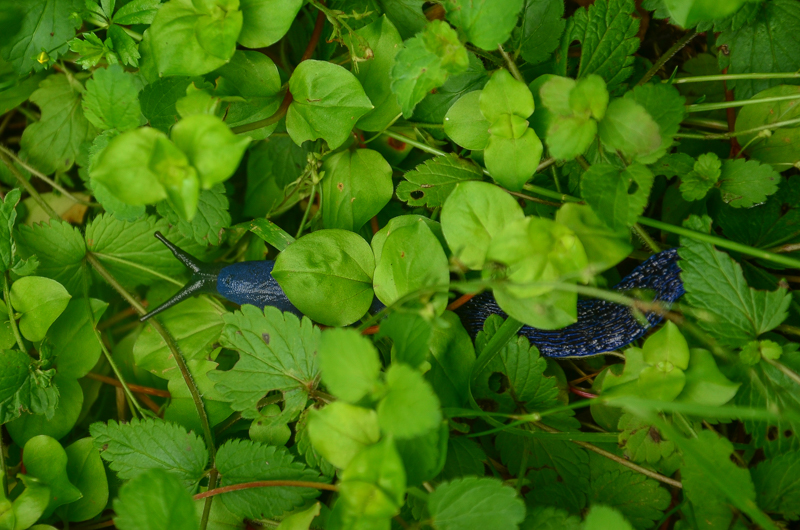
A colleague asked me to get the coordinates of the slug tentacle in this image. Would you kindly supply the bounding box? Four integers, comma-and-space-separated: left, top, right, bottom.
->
139, 232, 224, 322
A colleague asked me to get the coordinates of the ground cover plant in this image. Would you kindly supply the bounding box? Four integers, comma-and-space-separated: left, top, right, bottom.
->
0, 0, 799, 528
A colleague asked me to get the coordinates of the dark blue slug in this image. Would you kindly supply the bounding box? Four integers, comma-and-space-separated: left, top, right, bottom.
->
141, 232, 685, 358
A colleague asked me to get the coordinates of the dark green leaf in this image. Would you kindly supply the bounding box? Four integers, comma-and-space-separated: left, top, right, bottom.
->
244, 135, 308, 218
0, 349, 58, 425
518, 0, 566, 65
734, 85, 800, 168
113, 469, 197, 530
139, 77, 193, 133
444, 0, 524, 51
428, 477, 525, 530
0, 188, 21, 272
396, 154, 483, 209
718, 158, 780, 208
7, 376, 82, 447
752, 450, 800, 520
15, 219, 86, 294
581, 163, 654, 232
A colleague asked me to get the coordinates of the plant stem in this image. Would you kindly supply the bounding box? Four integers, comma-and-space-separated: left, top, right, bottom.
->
0, 145, 95, 206
638, 30, 697, 86
686, 93, 800, 113
498, 44, 525, 84
632, 223, 661, 253
669, 72, 800, 84
295, 182, 317, 238
763, 357, 800, 388
193, 480, 338, 500
3, 273, 26, 353
230, 89, 293, 134
199, 470, 218, 530
0, 152, 60, 220
681, 117, 729, 131
676, 117, 800, 140
91, 253, 183, 286
84, 372, 171, 398
533, 421, 683, 488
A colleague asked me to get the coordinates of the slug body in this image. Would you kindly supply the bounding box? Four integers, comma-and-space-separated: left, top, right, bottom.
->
142, 233, 684, 358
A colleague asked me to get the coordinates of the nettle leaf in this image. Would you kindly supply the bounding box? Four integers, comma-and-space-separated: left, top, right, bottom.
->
15, 219, 87, 295
718, 158, 780, 208
113, 469, 198, 530
215, 439, 322, 519
0, 349, 59, 424
567, 0, 640, 92
441, 181, 524, 270
680, 152, 721, 202
146, 0, 242, 77
90, 418, 209, 490
678, 215, 791, 348
377, 364, 442, 439
718, 0, 800, 100
522, 505, 581, 530
428, 477, 525, 530
752, 450, 800, 521
0, 0, 80, 74
273, 230, 375, 326
439, 436, 487, 481
70, 32, 119, 70
212, 306, 320, 417
734, 85, 800, 168
518, 0, 566, 65
396, 154, 483, 209
20, 74, 96, 175
308, 402, 380, 470
286, 60, 373, 150
617, 414, 677, 468
390, 20, 469, 118
139, 77, 193, 132
580, 163, 654, 232
0, 188, 21, 272
350, 16, 404, 132
318, 328, 381, 404
82, 64, 143, 132
321, 148, 393, 233
107, 24, 140, 67
238, 0, 304, 48
444, 0, 525, 51
156, 185, 231, 246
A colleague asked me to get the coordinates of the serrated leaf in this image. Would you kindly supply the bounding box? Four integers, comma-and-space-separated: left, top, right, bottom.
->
113, 469, 197, 530
581, 163, 654, 232
734, 85, 800, 168
90, 418, 209, 490
215, 439, 322, 520
0, 188, 21, 272
444, 0, 524, 51
718, 158, 780, 208
211, 306, 320, 417
568, 0, 640, 92
752, 450, 800, 520
69, 33, 118, 70
439, 436, 487, 481
139, 77, 193, 132
156, 185, 230, 246
7, 374, 82, 447
518, 0, 566, 66
15, 219, 87, 295
396, 154, 483, 209
82, 64, 143, 132
390, 20, 469, 118
113, 0, 161, 24
617, 414, 676, 467
679, 152, 721, 201
0, 349, 59, 425
428, 477, 525, 530
678, 215, 792, 348
20, 74, 96, 175
521, 505, 580, 530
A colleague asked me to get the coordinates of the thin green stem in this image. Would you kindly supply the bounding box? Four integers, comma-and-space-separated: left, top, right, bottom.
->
295, 182, 317, 239
632, 223, 661, 254
471, 316, 524, 384
230, 89, 292, 134
3, 273, 26, 353
0, 432, 7, 498
681, 117, 729, 131
498, 44, 525, 84
763, 357, 800, 388
199, 470, 218, 530
638, 30, 697, 86
0, 152, 60, 219
686, 93, 800, 113
0, 145, 95, 206
194, 480, 338, 499
92, 253, 183, 286
676, 117, 800, 140
669, 72, 800, 84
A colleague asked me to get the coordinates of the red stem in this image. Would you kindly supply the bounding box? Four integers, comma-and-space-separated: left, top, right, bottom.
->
193, 480, 338, 500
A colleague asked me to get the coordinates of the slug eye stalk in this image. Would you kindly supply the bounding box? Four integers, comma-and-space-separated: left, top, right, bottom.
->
139, 232, 223, 322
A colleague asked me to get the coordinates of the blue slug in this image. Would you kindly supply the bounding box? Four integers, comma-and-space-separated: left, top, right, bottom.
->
141, 232, 685, 358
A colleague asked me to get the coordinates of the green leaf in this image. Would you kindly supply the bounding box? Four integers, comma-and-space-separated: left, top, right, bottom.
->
146, 0, 242, 77
15, 219, 86, 295
642, 321, 690, 370
171, 114, 250, 188
679, 152, 721, 201
82, 65, 143, 132
396, 154, 483, 209
554, 203, 631, 271
0, 349, 58, 425
518, 0, 566, 65
113, 0, 161, 24
617, 414, 677, 467
664, 0, 746, 28
597, 98, 661, 160
322, 149, 393, 232
243, 134, 307, 217
428, 311, 475, 408
439, 436, 487, 481
678, 215, 792, 348
441, 181, 524, 270
238, 0, 303, 48
0, 0, 80, 74
390, 20, 469, 118
373, 219, 450, 314
752, 450, 800, 521
428, 477, 525, 530
379, 0, 427, 39
286, 60, 373, 149
718, 0, 800, 100
567, 0, 640, 92
376, 311, 432, 368
581, 163, 654, 232
319, 328, 381, 403
583, 505, 633, 530
718, 158, 780, 208
215, 439, 322, 519
412, 52, 489, 124
273, 230, 375, 327
676, 348, 739, 406
10, 276, 71, 342
378, 364, 441, 439
139, 77, 193, 133
107, 24, 140, 66
212, 305, 318, 417
276, 502, 321, 530
69, 32, 119, 71
443, 91, 490, 150
350, 16, 404, 132
56, 438, 109, 523
249, 403, 291, 446
371, 215, 447, 265
734, 85, 800, 168
538, 75, 607, 160
444, 0, 524, 51
624, 83, 685, 164
113, 468, 198, 530
7, 376, 82, 447
156, 185, 231, 246
22, 435, 82, 517
0, 188, 21, 272
307, 402, 381, 469
90, 418, 209, 490
339, 437, 406, 519
479, 70, 534, 123
20, 74, 96, 175
484, 122, 543, 191
9, 476, 51, 530
521, 506, 580, 530
636, 364, 685, 402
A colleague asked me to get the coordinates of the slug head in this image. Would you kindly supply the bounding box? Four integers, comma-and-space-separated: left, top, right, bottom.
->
139, 232, 223, 321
